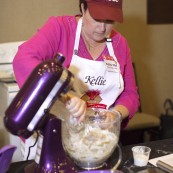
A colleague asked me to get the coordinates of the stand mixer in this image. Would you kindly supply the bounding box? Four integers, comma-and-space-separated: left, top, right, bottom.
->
4, 53, 122, 173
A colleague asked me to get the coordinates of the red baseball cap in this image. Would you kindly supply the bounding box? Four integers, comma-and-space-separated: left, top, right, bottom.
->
86, 0, 123, 23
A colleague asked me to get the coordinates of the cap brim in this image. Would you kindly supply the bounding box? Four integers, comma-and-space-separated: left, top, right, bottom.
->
88, 3, 123, 23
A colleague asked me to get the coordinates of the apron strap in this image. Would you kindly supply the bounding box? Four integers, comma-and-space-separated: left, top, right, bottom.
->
106, 39, 122, 88
73, 18, 83, 55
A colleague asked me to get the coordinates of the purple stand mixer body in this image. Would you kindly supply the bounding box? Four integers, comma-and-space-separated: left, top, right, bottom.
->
4, 53, 74, 139
24, 114, 79, 173
4, 53, 78, 173
4, 53, 121, 173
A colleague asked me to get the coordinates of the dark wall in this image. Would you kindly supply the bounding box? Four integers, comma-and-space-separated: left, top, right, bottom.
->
147, 0, 173, 24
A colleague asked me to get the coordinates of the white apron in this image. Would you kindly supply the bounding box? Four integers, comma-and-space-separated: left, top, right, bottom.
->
68, 18, 124, 109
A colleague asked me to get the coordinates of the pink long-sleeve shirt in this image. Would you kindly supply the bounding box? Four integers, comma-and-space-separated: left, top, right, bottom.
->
13, 15, 139, 127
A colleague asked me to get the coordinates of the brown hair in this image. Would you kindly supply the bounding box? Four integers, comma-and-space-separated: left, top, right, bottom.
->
79, 0, 88, 13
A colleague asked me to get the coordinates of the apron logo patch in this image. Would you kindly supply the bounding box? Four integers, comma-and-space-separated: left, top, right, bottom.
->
103, 55, 118, 72
103, 55, 114, 61
81, 90, 107, 109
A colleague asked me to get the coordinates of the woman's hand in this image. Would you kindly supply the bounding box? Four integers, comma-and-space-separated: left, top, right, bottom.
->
65, 95, 86, 122
98, 111, 117, 129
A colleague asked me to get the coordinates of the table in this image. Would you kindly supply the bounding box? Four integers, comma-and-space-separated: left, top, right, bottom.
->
7, 138, 173, 173
119, 138, 173, 172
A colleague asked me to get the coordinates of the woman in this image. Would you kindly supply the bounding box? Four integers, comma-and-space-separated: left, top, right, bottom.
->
13, 0, 139, 128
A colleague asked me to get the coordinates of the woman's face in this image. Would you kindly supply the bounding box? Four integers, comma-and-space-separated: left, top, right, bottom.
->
81, 5, 114, 42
